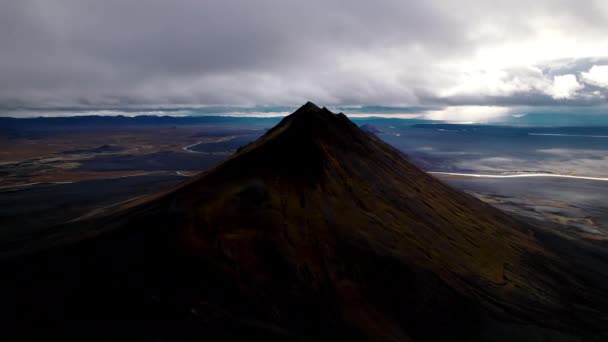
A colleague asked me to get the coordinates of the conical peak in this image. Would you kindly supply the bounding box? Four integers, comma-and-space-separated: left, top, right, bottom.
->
288, 101, 328, 121
300, 101, 321, 111
286, 102, 350, 126
225, 102, 370, 184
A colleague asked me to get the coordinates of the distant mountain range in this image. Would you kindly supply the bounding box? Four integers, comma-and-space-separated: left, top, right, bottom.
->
1, 102, 607, 340
3, 105, 608, 126
0, 115, 281, 129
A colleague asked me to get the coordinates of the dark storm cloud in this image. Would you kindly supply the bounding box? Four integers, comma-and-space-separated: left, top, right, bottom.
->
1, 0, 608, 108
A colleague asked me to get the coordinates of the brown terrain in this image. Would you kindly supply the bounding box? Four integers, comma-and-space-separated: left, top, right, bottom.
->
1, 102, 607, 341
0, 126, 232, 187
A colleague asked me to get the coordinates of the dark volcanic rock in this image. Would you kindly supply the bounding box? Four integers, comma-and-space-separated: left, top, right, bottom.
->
1, 102, 607, 341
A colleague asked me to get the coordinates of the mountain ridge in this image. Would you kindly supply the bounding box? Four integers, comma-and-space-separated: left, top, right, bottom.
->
1, 102, 607, 341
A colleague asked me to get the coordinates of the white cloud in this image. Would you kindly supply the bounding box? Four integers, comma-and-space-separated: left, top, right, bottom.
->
550, 74, 583, 99
581, 65, 608, 88
424, 106, 511, 122
2, 1, 608, 107
438, 67, 549, 98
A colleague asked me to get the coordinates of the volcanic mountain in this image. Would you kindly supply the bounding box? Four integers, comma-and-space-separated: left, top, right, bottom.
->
1, 102, 607, 340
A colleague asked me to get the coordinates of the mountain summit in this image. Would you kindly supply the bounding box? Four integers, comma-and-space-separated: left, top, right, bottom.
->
2, 102, 607, 340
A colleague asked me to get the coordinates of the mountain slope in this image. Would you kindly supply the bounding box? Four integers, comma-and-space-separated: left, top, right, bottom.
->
1, 102, 607, 340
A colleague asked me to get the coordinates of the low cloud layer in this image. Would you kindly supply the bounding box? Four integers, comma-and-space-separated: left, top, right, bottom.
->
2, 0, 608, 110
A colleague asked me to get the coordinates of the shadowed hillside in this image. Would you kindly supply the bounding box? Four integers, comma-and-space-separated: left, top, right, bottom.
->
1, 102, 607, 341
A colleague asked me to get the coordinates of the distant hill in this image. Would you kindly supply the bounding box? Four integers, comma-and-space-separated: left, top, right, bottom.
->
59, 144, 126, 154
0, 115, 281, 137
1, 102, 607, 340
359, 123, 382, 134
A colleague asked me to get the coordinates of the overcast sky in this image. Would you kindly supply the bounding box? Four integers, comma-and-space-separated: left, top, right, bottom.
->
2, 0, 608, 113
